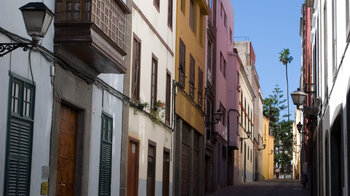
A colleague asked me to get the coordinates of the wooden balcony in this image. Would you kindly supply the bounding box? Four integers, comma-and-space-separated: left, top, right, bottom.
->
54, 0, 131, 74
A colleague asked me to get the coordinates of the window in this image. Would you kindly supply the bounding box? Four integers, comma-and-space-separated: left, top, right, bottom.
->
223, 58, 226, 78
168, 0, 173, 29
241, 93, 243, 124
189, 54, 195, 99
182, 123, 190, 146
151, 55, 158, 110
332, 0, 337, 78
346, 0, 350, 42
190, 0, 195, 32
220, 52, 223, 73
154, 0, 160, 11
247, 146, 249, 160
4, 74, 35, 195
179, 39, 186, 88
198, 68, 203, 107
220, 103, 226, 126
224, 12, 227, 28
132, 36, 141, 100
221, 3, 223, 17
230, 29, 233, 43
207, 41, 212, 78
181, 0, 185, 14
165, 72, 171, 124
220, 52, 226, 77
99, 113, 113, 196
147, 142, 156, 196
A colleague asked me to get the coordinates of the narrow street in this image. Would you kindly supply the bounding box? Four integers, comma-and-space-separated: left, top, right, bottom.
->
209, 180, 309, 196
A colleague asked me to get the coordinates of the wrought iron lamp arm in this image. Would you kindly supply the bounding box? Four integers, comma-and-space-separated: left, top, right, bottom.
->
0, 43, 32, 57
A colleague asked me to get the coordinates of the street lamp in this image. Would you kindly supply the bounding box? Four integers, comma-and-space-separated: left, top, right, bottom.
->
214, 109, 223, 124
291, 88, 307, 109
240, 131, 251, 141
297, 122, 306, 134
0, 2, 54, 57
258, 143, 266, 151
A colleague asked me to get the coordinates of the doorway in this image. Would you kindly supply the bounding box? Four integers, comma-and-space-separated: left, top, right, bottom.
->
56, 104, 78, 196
127, 138, 139, 196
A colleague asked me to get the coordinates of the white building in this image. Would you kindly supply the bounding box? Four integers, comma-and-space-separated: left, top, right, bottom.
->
126, 0, 176, 195
299, 0, 350, 195
237, 62, 255, 183
0, 1, 55, 195
0, 0, 132, 195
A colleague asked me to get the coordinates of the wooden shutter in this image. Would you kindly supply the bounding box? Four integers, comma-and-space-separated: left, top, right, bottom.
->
167, 0, 173, 28
179, 39, 186, 88
99, 114, 113, 196
147, 142, 156, 196
198, 68, 203, 107
5, 75, 35, 196
132, 37, 141, 100
165, 72, 171, 124
189, 0, 194, 32
189, 55, 195, 99
151, 55, 158, 110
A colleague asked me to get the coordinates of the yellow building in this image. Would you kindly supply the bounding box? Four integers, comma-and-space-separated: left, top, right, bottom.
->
262, 116, 275, 180
173, 0, 209, 195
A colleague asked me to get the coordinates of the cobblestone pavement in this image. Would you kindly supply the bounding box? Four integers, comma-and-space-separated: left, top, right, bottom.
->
208, 180, 310, 196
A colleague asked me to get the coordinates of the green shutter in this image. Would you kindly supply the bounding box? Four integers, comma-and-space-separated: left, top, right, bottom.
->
5, 74, 35, 196
99, 114, 113, 196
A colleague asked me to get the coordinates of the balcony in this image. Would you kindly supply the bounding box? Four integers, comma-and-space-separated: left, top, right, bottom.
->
54, 0, 131, 74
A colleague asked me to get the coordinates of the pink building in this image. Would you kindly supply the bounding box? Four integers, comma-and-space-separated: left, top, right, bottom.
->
212, 0, 239, 190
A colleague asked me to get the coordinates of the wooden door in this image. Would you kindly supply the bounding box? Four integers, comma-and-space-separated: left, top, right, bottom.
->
162, 150, 170, 196
56, 104, 78, 196
127, 139, 139, 196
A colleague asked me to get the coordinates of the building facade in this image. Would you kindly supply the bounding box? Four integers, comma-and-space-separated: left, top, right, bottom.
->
0, 0, 132, 196
262, 116, 274, 180
212, 0, 235, 191
297, 0, 350, 195
0, 1, 55, 195
126, 0, 176, 195
236, 41, 264, 181
173, 0, 209, 195
237, 62, 255, 184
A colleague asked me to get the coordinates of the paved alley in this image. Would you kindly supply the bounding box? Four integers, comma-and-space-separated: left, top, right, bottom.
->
208, 180, 310, 196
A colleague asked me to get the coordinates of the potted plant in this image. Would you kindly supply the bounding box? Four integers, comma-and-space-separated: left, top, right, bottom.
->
136, 100, 149, 110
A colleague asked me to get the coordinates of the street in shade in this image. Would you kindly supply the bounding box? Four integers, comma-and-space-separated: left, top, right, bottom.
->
208, 180, 310, 196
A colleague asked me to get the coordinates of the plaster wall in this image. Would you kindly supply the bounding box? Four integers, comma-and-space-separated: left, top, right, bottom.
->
214, 0, 234, 141
128, 108, 173, 196
88, 85, 124, 196
237, 68, 254, 184
0, 1, 54, 195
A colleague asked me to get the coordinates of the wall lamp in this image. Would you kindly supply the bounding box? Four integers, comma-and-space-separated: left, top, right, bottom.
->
205, 109, 222, 127
258, 144, 266, 151
291, 88, 307, 109
0, 2, 54, 57
240, 131, 251, 141
297, 122, 306, 134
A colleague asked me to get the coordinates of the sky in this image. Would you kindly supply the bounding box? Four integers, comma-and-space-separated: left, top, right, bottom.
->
231, 0, 304, 120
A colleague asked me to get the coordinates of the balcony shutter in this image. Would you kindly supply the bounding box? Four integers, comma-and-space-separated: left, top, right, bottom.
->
189, 55, 195, 99
198, 68, 203, 107
99, 114, 113, 196
179, 39, 186, 88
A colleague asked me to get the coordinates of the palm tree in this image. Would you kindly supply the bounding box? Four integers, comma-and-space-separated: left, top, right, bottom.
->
279, 48, 293, 121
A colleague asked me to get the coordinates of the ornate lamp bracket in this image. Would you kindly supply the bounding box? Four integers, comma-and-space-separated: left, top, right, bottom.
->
0, 43, 32, 57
